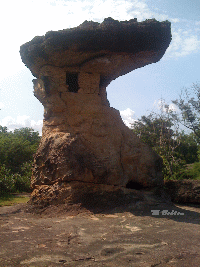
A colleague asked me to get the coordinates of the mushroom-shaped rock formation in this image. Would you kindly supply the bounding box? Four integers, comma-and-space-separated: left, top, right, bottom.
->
20, 18, 171, 207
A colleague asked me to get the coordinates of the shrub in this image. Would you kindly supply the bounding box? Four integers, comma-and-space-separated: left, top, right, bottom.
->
183, 162, 200, 180
0, 162, 32, 196
14, 162, 32, 192
0, 165, 15, 195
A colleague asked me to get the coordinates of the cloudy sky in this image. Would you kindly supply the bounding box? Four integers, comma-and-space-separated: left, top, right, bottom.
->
0, 0, 200, 134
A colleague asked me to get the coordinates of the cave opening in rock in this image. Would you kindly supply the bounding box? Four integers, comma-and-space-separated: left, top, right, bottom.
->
126, 181, 144, 190
66, 72, 79, 92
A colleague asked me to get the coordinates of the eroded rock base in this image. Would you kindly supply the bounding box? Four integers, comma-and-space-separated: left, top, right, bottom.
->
28, 182, 170, 213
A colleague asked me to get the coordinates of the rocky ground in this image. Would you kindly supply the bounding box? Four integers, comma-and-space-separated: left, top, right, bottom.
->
0, 195, 200, 267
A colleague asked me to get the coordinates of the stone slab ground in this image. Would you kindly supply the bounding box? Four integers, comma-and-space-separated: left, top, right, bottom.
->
0, 200, 200, 266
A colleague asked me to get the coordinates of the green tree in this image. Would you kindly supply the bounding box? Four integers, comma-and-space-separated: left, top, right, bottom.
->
0, 165, 15, 195
172, 83, 200, 141
131, 100, 190, 179
0, 127, 40, 194
133, 109, 181, 178
0, 126, 8, 133
0, 128, 40, 174
176, 132, 199, 164
13, 127, 40, 145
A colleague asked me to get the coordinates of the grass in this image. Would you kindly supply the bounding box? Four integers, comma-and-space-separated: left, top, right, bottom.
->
0, 194, 30, 207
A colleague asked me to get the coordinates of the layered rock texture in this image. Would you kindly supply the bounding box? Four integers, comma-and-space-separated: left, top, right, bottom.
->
20, 18, 171, 206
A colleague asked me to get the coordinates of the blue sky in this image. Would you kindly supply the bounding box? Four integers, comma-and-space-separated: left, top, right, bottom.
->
0, 0, 200, 134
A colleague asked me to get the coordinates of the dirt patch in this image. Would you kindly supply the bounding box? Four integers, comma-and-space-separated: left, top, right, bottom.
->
0, 200, 200, 266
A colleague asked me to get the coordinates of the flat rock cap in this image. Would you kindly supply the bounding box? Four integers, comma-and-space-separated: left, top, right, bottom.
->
20, 18, 171, 84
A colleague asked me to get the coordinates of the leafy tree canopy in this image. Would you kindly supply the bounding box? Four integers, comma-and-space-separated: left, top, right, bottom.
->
172, 83, 200, 141
131, 100, 199, 179
0, 127, 40, 174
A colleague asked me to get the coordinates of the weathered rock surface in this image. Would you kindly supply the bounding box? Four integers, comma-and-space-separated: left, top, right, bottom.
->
1, 202, 200, 267
20, 18, 171, 206
164, 180, 200, 204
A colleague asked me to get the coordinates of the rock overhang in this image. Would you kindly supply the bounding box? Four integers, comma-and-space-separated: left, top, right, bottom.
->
20, 17, 171, 87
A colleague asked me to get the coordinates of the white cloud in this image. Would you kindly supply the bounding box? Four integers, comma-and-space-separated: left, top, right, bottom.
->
153, 99, 177, 113
170, 18, 180, 23
166, 29, 200, 58
0, 102, 5, 109
168, 103, 177, 112
0, 0, 148, 80
0, 116, 43, 135
120, 108, 136, 128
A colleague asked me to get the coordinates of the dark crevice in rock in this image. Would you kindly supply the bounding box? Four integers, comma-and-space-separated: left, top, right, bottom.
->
66, 72, 79, 93
126, 181, 144, 190
99, 75, 109, 88
41, 76, 51, 95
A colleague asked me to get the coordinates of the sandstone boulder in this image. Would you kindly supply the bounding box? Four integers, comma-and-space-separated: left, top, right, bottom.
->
164, 180, 200, 204
20, 18, 171, 206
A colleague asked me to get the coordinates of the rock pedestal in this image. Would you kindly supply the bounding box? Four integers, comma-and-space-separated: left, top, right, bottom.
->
20, 18, 171, 206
